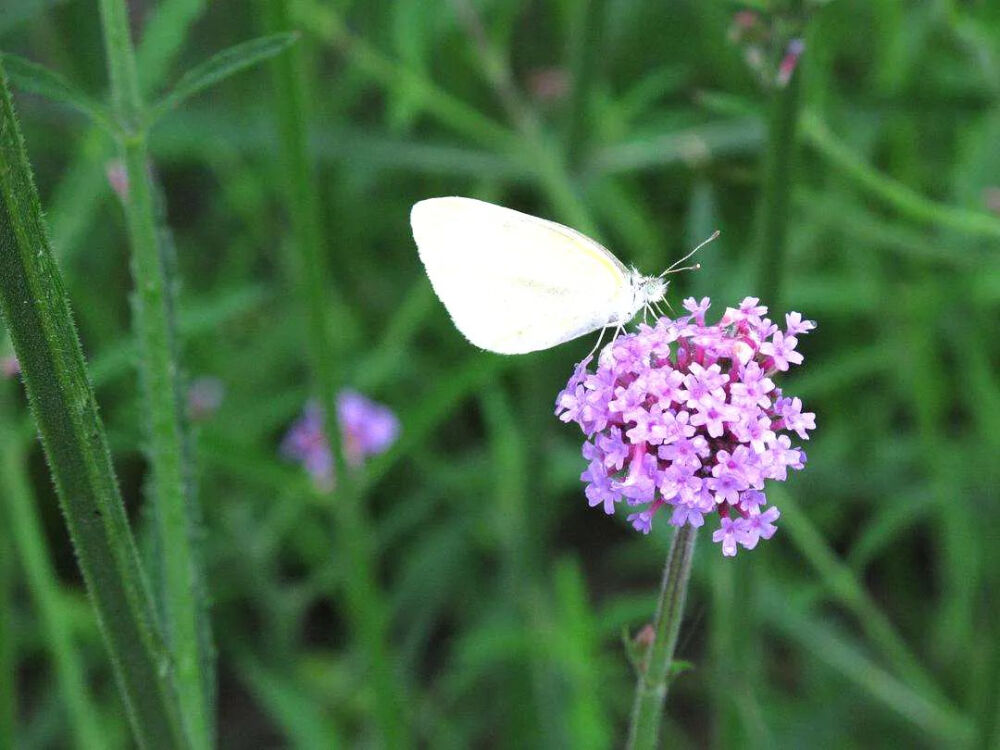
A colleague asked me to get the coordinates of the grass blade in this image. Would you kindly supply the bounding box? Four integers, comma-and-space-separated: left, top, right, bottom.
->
1, 53, 116, 133
0, 410, 105, 750
0, 490, 13, 747
148, 33, 298, 124
774, 487, 958, 714
801, 112, 1000, 242
762, 583, 974, 744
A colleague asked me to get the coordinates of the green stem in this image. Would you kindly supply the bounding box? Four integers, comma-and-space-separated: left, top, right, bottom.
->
258, 3, 406, 745
0, 411, 105, 750
0, 60, 187, 749
756, 43, 803, 305
298, 1, 515, 153
626, 524, 698, 750
565, 0, 607, 168
96, 1, 213, 746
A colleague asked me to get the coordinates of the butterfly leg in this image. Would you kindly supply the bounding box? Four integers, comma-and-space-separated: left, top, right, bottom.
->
585, 325, 610, 361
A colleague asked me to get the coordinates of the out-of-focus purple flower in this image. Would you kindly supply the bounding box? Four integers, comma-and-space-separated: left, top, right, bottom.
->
728, 10, 759, 42
105, 159, 129, 201
777, 38, 805, 87
282, 391, 399, 490
337, 389, 399, 466
555, 297, 815, 556
1, 356, 20, 379
187, 376, 225, 421
526, 67, 570, 103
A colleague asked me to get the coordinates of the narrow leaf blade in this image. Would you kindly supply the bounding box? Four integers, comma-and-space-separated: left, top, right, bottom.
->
0, 59, 188, 749
149, 32, 298, 123
1, 53, 116, 133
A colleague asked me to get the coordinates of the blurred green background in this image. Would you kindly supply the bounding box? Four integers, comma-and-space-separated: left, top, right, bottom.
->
1, 0, 999, 747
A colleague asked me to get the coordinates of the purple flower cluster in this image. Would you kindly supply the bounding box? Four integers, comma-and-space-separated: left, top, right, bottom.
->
282, 390, 399, 490
555, 297, 815, 556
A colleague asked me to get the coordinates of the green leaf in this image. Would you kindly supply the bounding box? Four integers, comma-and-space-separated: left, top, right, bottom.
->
0, 415, 105, 750
0, 53, 116, 133
235, 656, 342, 749
0, 0, 66, 34
668, 660, 694, 678
148, 32, 299, 124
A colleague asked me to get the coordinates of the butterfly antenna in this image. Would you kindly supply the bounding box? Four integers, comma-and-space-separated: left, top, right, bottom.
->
670, 262, 701, 274
658, 230, 720, 278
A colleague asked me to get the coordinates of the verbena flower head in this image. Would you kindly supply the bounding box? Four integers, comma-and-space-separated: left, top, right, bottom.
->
555, 297, 815, 556
282, 390, 399, 490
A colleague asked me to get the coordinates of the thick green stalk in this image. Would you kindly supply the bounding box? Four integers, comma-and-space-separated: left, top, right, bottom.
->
756, 53, 803, 305
626, 524, 698, 750
565, 0, 607, 168
258, 3, 406, 745
95, 1, 213, 746
0, 60, 187, 748
0, 411, 104, 750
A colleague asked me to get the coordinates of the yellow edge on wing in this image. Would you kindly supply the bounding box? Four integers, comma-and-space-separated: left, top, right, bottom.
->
534, 216, 628, 285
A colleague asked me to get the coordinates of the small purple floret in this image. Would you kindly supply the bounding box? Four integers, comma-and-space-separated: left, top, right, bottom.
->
282, 391, 399, 490
555, 297, 815, 556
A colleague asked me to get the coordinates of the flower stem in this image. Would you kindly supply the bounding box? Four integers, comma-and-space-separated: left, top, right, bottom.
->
756, 9, 804, 305
565, 0, 607, 168
626, 523, 698, 750
96, 1, 213, 746
0, 60, 188, 748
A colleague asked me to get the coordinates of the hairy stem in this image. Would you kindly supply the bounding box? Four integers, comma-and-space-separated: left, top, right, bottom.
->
96, 0, 213, 745
756, 9, 805, 304
626, 524, 698, 749
0, 60, 187, 749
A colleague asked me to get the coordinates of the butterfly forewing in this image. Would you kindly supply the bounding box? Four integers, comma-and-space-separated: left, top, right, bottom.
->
411, 197, 632, 354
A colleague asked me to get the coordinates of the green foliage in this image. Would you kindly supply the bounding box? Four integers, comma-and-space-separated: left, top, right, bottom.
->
0, 53, 114, 132
148, 33, 299, 125
0, 60, 188, 748
1, 0, 999, 747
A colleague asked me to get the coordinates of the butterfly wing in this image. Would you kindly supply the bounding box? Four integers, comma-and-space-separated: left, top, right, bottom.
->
411, 197, 634, 354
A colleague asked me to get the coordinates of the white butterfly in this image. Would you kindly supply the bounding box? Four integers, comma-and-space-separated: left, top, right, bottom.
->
410, 197, 711, 355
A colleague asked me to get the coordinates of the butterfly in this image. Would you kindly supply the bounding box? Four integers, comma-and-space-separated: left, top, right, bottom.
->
411, 197, 712, 354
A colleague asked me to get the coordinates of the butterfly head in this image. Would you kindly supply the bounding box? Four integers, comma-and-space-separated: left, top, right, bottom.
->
634, 273, 668, 306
